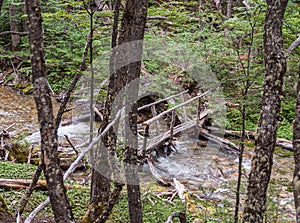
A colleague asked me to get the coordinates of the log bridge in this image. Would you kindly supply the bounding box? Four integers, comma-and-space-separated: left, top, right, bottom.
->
137, 89, 239, 158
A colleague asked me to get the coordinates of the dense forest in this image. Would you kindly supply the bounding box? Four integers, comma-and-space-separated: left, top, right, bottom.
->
0, 0, 300, 222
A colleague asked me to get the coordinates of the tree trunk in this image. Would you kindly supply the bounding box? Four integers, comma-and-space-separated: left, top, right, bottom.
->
86, 0, 127, 221
293, 63, 300, 223
121, 0, 148, 222
0, 0, 4, 14
87, 0, 148, 222
226, 0, 232, 19
242, 0, 288, 222
89, 0, 125, 210
224, 0, 232, 38
9, 3, 20, 51
25, 0, 75, 222
21, 0, 28, 32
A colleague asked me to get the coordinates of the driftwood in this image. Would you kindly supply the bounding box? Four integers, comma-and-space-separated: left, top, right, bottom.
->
144, 121, 196, 152
199, 128, 240, 153
0, 123, 15, 137
276, 138, 293, 151
173, 178, 186, 201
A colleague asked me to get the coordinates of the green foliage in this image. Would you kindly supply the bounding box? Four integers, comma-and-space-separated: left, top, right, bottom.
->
1, 0, 113, 92
0, 162, 42, 179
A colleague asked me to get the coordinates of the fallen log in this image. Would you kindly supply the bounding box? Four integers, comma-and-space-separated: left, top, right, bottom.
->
276, 138, 293, 151
198, 128, 240, 153
0, 178, 89, 191
0, 179, 47, 191
207, 127, 293, 151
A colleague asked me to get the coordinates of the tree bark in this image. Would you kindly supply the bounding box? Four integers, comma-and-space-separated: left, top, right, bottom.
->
242, 0, 288, 222
21, 0, 28, 32
293, 63, 300, 223
87, 0, 148, 222
87, 0, 127, 220
25, 0, 75, 222
226, 0, 232, 19
122, 0, 148, 222
9, 3, 20, 51
0, 0, 4, 14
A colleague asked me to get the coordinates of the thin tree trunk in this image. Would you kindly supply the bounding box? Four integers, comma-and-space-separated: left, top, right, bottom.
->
87, 0, 126, 220
226, 0, 232, 19
88, 1, 148, 222
293, 63, 300, 223
21, 0, 28, 32
0, 0, 4, 14
9, 3, 20, 51
122, 0, 148, 222
242, 0, 288, 222
111, 0, 121, 48
234, 105, 246, 223
25, 0, 75, 222
224, 0, 232, 39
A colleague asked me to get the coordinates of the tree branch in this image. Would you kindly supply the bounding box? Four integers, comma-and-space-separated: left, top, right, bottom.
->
24, 108, 123, 223
0, 31, 28, 36
285, 36, 300, 58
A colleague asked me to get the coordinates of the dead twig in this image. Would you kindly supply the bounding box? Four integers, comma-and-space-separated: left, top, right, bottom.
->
27, 145, 34, 164
64, 135, 79, 155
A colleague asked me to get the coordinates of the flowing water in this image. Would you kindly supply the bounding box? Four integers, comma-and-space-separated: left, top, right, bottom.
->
0, 86, 39, 134
0, 86, 296, 220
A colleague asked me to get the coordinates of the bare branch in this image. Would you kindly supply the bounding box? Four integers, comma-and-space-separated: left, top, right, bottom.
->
147, 16, 167, 20
0, 31, 28, 36
285, 36, 300, 58
24, 108, 123, 223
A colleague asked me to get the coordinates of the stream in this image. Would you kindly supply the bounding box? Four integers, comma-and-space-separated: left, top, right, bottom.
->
0, 86, 296, 221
